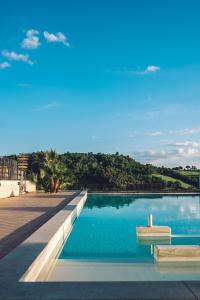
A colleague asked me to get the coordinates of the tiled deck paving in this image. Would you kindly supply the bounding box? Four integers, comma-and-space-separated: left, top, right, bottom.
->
0, 191, 77, 259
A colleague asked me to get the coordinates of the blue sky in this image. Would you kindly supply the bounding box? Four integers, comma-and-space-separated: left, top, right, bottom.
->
1, 0, 200, 167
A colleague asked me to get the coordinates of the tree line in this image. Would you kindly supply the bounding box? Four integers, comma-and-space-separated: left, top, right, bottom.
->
25, 150, 198, 192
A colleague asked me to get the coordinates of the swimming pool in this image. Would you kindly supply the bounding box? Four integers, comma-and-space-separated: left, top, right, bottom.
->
47, 193, 200, 281
60, 194, 200, 262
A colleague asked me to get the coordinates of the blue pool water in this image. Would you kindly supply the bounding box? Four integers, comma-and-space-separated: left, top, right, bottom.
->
59, 194, 200, 262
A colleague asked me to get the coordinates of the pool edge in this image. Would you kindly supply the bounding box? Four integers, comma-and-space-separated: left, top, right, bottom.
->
20, 190, 87, 282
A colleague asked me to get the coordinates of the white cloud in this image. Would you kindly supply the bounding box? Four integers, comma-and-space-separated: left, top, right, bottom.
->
43, 31, 70, 47
26, 29, 38, 37
2, 50, 33, 65
133, 145, 200, 167
128, 130, 163, 138
168, 141, 200, 147
32, 101, 61, 112
0, 61, 11, 70
155, 127, 200, 137
128, 126, 200, 140
135, 65, 160, 75
133, 149, 169, 161
115, 110, 166, 120
146, 131, 163, 137
114, 105, 179, 121
21, 29, 40, 49
176, 147, 199, 157
144, 65, 160, 73
113, 65, 160, 75
169, 127, 200, 135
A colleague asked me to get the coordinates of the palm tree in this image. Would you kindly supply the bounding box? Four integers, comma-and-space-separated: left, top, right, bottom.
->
30, 150, 68, 193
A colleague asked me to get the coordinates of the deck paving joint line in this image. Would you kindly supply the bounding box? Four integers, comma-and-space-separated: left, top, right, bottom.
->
182, 281, 199, 300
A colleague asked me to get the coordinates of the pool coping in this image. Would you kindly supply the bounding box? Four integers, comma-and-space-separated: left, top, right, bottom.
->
21, 190, 88, 282
0, 191, 200, 299
89, 192, 200, 195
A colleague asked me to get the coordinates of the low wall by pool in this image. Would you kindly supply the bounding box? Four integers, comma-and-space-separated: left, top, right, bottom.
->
0, 180, 20, 198
0, 180, 36, 199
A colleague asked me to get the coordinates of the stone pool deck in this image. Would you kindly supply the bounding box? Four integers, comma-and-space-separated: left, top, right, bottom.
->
0, 191, 77, 259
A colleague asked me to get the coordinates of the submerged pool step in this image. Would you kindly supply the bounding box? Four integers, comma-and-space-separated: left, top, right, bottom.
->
154, 245, 200, 262
136, 226, 171, 238
136, 214, 171, 238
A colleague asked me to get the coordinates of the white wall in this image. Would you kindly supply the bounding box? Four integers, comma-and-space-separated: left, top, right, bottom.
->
0, 180, 36, 199
25, 181, 36, 193
0, 180, 20, 199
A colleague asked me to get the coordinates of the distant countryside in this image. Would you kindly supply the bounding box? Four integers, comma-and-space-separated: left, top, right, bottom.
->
7, 151, 200, 192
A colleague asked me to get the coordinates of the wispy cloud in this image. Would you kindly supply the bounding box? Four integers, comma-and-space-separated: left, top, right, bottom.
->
133, 146, 200, 165
169, 127, 200, 135
152, 127, 200, 137
168, 141, 200, 147
132, 137, 200, 167
115, 104, 179, 121
113, 65, 160, 76
143, 107, 175, 119
158, 127, 200, 137
146, 131, 163, 137
43, 31, 70, 47
143, 65, 160, 74
21, 29, 40, 49
129, 127, 200, 140
128, 130, 163, 138
32, 101, 61, 112
133, 149, 171, 162
2, 50, 33, 65
0, 61, 11, 70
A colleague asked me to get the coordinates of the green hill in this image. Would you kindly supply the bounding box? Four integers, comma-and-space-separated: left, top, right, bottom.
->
27, 151, 198, 191
179, 170, 200, 177
152, 174, 194, 190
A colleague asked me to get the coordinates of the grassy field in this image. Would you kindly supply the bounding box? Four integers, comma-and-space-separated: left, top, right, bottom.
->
178, 170, 200, 177
152, 174, 194, 189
